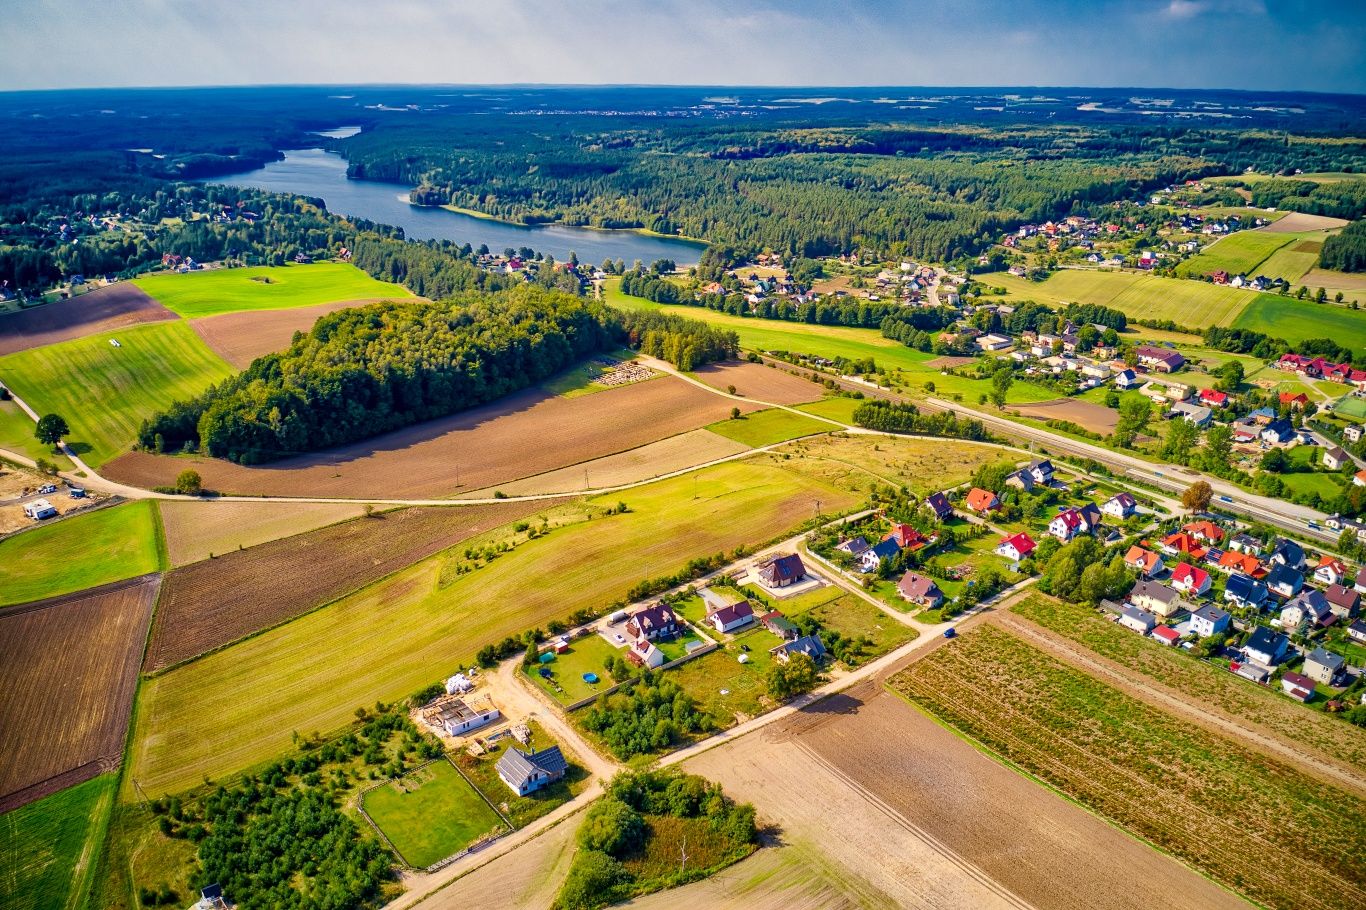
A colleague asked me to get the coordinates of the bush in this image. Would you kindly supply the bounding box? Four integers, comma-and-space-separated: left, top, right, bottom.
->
578, 798, 645, 855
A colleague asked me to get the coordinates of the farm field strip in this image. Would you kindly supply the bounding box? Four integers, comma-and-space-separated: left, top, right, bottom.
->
460, 428, 750, 498
1009, 594, 1366, 775
690, 360, 827, 405
1174, 230, 1294, 278
132, 262, 411, 318
1232, 294, 1366, 345
0, 320, 235, 467
158, 499, 371, 567
188, 300, 357, 368
103, 374, 757, 498
705, 408, 832, 447
127, 459, 859, 795
0, 773, 117, 910
892, 626, 1366, 910
0, 577, 159, 807
145, 500, 549, 671
979, 269, 1256, 327
0, 283, 176, 358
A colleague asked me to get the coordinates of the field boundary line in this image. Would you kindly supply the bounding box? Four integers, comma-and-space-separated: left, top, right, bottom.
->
0, 571, 160, 618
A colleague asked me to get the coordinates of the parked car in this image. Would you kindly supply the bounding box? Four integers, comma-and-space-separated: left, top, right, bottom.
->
38, 484, 57, 494
943, 628, 957, 639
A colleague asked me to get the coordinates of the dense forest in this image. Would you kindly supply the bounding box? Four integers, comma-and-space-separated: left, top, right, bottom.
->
139, 288, 622, 462
1320, 219, 1366, 272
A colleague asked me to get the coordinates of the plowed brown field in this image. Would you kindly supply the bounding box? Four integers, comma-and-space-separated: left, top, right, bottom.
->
144, 500, 549, 671
188, 300, 355, 368
0, 575, 159, 811
104, 376, 757, 498
1011, 397, 1119, 435
159, 499, 370, 566
683, 681, 1251, 910
691, 361, 825, 405
0, 284, 176, 356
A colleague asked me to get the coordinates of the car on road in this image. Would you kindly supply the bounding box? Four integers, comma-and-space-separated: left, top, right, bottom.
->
943, 628, 957, 639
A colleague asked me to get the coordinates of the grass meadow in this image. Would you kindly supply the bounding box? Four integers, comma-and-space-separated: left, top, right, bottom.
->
0, 774, 116, 910
361, 760, 504, 867
0, 501, 164, 607
132, 262, 410, 318
1232, 295, 1366, 346
1174, 231, 1294, 278
0, 399, 73, 470
126, 458, 859, 795
0, 321, 234, 467
980, 269, 1257, 327
705, 408, 832, 447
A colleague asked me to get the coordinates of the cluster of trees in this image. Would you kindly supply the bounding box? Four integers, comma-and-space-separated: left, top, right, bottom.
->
851, 399, 994, 441
618, 270, 684, 303
1203, 325, 1364, 368
1246, 178, 1366, 221
620, 310, 739, 371
1320, 219, 1366, 273
139, 288, 622, 462
1038, 536, 1133, 604
556, 770, 757, 910
580, 673, 714, 759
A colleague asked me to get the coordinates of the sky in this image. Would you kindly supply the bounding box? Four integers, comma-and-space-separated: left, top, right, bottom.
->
1, 0, 1363, 94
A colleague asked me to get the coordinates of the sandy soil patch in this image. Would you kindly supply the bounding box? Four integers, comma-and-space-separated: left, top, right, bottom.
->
0, 284, 176, 357
159, 499, 370, 566
1010, 397, 1119, 435
692, 361, 826, 405
925, 355, 977, 369
188, 300, 356, 368
688, 683, 1248, 910
1299, 268, 1366, 293
1259, 212, 1349, 233
414, 815, 581, 910
0, 575, 159, 811
144, 500, 548, 671
102, 376, 760, 499
463, 429, 750, 498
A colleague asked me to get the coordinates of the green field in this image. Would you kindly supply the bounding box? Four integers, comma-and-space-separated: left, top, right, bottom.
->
1174, 231, 1293, 278
794, 397, 862, 423
1232, 294, 1366, 346
0, 774, 116, 910
0, 501, 164, 607
0, 322, 235, 467
705, 408, 832, 447
979, 269, 1257, 328
132, 262, 411, 318
127, 458, 859, 795
361, 760, 504, 868
1256, 234, 1331, 284
0, 399, 72, 470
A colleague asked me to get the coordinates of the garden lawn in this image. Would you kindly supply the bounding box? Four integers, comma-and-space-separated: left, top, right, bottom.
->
132, 262, 411, 318
807, 593, 917, 661
526, 633, 624, 706
0, 501, 164, 607
979, 269, 1253, 328
0, 774, 116, 910
126, 458, 859, 795
705, 408, 831, 447
361, 759, 503, 868
0, 321, 235, 467
1232, 295, 1366, 346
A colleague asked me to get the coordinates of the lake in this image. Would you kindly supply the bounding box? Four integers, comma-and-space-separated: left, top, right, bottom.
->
206, 148, 705, 265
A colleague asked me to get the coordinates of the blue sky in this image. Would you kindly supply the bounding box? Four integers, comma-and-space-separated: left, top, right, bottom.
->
1, 0, 1362, 93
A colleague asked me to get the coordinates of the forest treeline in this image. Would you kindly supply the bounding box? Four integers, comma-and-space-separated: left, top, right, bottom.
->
1319, 219, 1366, 273
342, 120, 1366, 261
139, 287, 736, 462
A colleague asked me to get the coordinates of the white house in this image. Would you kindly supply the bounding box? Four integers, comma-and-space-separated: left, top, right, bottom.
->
421, 694, 500, 737
996, 532, 1037, 562
1188, 604, 1231, 638
1324, 446, 1351, 471
976, 333, 1012, 351
1119, 604, 1157, 634
708, 600, 755, 634
1101, 492, 1136, 520
1243, 627, 1288, 667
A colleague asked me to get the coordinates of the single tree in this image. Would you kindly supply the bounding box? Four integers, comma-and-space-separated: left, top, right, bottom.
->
175, 469, 202, 495
1182, 480, 1213, 514
730, 406, 741, 420
34, 413, 69, 449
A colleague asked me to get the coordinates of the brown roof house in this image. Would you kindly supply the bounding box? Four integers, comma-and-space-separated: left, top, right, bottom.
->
896, 570, 944, 608
757, 553, 807, 589
626, 603, 680, 641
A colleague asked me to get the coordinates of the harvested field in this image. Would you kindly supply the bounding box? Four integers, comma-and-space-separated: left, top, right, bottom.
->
188, 300, 355, 368
1259, 212, 1350, 233
1008, 595, 1366, 786
1010, 397, 1119, 435
159, 499, 371, 566
104, 376, 759, 498
893, 626, 1365, 910
760, 432, 1004, 496
144, 500, 547, 671
691, 361, 825, 405
463, 429, 749, 498
1300, 267, 1366, 293
683, 682, 1247, 910
0, 576, 158, 811
0, 284, 175, 357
